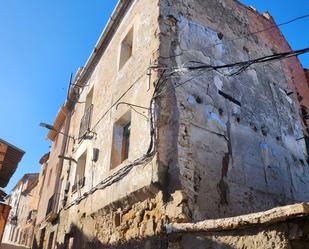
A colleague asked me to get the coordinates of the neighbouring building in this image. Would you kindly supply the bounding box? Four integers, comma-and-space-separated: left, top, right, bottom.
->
34, 0, 309, 248
32, 108, 72, 249
0, 139, 25, 245
2, 173, 39, 246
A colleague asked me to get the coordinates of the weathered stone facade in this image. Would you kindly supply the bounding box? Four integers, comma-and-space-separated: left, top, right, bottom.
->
168, 217, 309, 249
158, 0, 309, 221
2, 173, 39, 247
31, 0, 309, 248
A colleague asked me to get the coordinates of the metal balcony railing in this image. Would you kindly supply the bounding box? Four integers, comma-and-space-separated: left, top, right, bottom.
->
9, 215, 17, 225
27, 210, 32, 222
45, 193, 60, 222
46, 194, 55, 217
72, 177, 86, 193
79, 104, 93, 139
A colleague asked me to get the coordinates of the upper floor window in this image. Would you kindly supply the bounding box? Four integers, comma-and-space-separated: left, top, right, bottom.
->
119, 27, 134, 70
72, 151, 87, 192
79, 88, 94, 139
85, 87, 94, 112
111, 112, 131, 169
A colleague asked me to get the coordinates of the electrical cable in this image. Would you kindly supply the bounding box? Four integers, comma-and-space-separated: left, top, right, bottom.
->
158, 13, 309, 61
89, 69, 149, 133
61, 46, 308, 211
197, 13, 309, 50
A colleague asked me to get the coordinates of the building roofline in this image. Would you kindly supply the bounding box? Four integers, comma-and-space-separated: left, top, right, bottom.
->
73, 0, 134, 87
11, 173, 39, 192
0, 138, 25, 155
39, 152, 50, 165
0, 139, 25, 188
44, 0, 134, 139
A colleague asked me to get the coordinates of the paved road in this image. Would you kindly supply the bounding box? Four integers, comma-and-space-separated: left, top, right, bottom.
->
0, 243, 29, 249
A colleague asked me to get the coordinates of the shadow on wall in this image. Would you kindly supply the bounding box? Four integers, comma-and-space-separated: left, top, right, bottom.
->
29, 216, 309, 249
30, 224, 236, 249
31, 224, 168, 249
0, 243, 30, 249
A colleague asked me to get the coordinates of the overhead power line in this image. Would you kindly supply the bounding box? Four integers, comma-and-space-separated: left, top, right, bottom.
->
204, 13, 309, 49
62, 47, 308, 210
185, 48, 309, 76
152, 48, 309, 97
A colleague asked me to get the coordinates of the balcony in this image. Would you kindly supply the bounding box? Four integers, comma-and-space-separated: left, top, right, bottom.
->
9, 215, 17, 225
45, 194, 59, 222
27, 213, 32, 223
72, 177, 86, 193
79, 104, 93, 139
26, 210, 35, 223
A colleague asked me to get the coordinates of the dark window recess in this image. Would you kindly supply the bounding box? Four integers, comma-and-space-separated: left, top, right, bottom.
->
92, 148, 100, 162
121, 122, 131, 162
218, 90, 241, 107
46, 194, 56, 217
10, 215, 18, 225
27, 211, 32, 222
217, 32, 224, 40
79, 104, 94, 139
114, 212, 122, 227
38, 228, 46, 249
47, 232, 55, 249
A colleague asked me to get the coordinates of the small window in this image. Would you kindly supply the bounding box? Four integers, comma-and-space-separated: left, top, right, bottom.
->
119, 27, 134, 70
85, 87, 94, 112
111, 112, 131, 169
114, 212, 122, 227
73, 151, 87, 191
79, 88, 94, 139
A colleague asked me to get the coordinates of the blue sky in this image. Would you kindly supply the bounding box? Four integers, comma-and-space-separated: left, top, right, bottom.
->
241, 0, 309, 66
0, 0, 118, 192
1, 0, 308, 192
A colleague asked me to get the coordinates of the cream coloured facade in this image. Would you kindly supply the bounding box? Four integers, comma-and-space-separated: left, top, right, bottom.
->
31, 0, 309, 248
2, 174, 39, 247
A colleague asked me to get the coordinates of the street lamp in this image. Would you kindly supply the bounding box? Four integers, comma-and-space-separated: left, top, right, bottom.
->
39, 122, 75, 142
58, 155, 77, 164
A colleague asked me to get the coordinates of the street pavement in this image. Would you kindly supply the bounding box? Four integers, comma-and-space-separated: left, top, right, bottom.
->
0, 243, 29, 249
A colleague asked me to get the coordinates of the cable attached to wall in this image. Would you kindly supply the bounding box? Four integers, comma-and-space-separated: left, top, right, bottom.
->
61, 47, 308, 210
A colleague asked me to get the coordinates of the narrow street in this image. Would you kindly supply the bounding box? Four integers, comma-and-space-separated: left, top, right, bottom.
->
0, 1, 309, 249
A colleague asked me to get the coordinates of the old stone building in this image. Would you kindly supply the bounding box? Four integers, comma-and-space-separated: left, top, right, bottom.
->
32, 117, 71, 249
35, 0, 309, 248
2, 173, 38, 246
0, 139, 25, 245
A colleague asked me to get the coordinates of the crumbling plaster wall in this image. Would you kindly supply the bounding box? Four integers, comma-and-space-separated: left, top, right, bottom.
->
56, 192, 185, 248
158, 0, 309, 221
168, 217, 309, 249
244, 9, 309, 135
